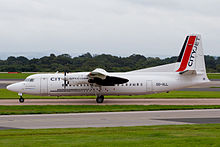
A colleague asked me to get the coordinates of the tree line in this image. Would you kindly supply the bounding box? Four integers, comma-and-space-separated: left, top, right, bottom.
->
0, 53, 219, 73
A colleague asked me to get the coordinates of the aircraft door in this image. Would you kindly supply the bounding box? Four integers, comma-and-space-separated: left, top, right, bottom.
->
40, 78, 48, 94
146, 80, 152, 92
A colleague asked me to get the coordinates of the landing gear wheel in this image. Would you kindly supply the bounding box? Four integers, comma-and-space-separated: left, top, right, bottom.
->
19, 96, 24, 103
96, 95, 104, 103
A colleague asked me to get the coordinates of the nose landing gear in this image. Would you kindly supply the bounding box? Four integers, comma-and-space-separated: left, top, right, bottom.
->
19, 96, 24, 103
96, 95, 104, 103
18, 93, 24, 103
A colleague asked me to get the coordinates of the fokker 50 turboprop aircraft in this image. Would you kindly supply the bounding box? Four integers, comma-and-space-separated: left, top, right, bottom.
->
7, 34, 209, 103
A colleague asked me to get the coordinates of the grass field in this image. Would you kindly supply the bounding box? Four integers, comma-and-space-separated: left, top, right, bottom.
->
0, 105, 220, 115
207, 73, 220, 79
0, 73, 34, 79
0, 124, 220, 146
0, 73, 220, 79
1, 89, 220, 99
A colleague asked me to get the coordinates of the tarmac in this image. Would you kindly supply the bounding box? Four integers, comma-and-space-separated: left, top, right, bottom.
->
0, 79, 219, 130
1, 98, 220, 105
0, 79, 22, 89
1, 109, 220, 129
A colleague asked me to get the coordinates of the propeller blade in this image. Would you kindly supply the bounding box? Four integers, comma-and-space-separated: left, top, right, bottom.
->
64, 71, 67, 89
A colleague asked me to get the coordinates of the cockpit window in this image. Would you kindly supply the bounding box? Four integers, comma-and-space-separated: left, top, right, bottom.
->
30, 79, 34, 82
25, 78, 35, 82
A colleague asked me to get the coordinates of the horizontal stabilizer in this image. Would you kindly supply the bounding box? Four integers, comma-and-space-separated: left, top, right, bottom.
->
179, 70, 196, 75
127, 63, 179, 73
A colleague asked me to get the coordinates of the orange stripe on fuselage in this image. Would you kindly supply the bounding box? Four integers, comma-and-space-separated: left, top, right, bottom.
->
176, 36, 196, 72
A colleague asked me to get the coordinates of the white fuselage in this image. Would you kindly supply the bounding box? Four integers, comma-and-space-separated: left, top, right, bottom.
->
7, 72, 209, 96
6, 34, 210, 101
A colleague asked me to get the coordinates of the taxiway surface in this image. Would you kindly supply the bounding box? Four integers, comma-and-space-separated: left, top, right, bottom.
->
1, 98, 220, 105
1, 109, 220, 129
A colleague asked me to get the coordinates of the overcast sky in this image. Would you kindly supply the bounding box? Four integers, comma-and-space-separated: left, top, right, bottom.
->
0, 0, 219, 59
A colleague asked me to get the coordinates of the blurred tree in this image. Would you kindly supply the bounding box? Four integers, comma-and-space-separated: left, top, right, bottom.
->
0, 53, 218, 72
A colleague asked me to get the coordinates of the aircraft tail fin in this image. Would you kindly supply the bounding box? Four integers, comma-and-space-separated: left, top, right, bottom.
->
127, 34, 208, 78
176, 34, 206, 74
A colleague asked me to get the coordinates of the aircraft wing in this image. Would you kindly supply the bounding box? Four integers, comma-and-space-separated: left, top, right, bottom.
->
88, 68, 129, 86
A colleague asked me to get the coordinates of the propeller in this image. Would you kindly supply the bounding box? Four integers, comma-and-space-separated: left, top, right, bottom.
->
64, 71, 67, 89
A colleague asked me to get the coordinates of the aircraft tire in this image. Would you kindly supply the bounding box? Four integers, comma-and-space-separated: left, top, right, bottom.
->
19, 97, 24, 103
96, 95, 104, 103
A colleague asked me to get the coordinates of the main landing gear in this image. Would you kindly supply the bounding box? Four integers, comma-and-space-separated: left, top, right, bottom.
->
96, 95, 104, 103
18, 93, 24, 103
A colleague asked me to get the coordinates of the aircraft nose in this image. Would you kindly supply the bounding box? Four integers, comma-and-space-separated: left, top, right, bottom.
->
7, 83, 22, 92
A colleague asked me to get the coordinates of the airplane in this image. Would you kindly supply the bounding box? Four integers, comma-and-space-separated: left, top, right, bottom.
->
7, 34, 210, 103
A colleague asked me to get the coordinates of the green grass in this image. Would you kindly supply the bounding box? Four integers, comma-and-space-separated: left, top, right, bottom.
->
0, 73, 34, 79
0, 73, 219, 79
1, 89, 220, 99
0, 124, 220, 146
0, 105, 220, 115
207, 73, 220, 79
